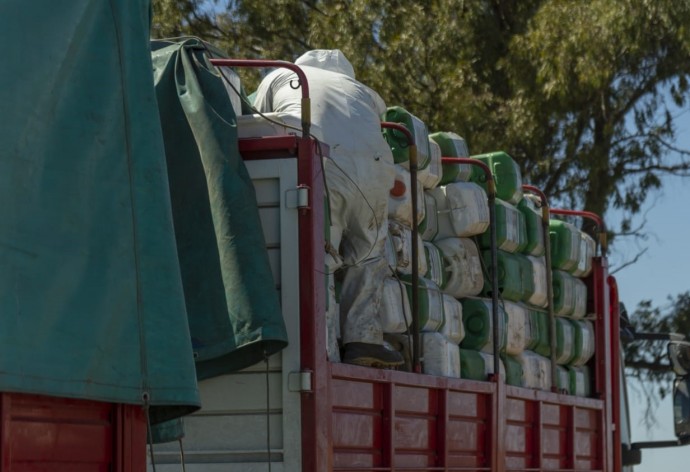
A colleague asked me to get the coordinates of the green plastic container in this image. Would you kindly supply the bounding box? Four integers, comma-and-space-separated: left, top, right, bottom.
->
570, 320, 595, 367
549, 219, 581, 272
382, 106, 431, 169
470, 151, 524, 205
400, 275, 445, 332
568, 365, 592, 397
501, 354, 524, 387
555, 316, 576, 365
517, 197, 545, 256
481, 250, 523, 302
552, 270, 587, 318
461, 298, 507, 354
479, 199, 527, 254
556, 365, 571, 394
515, 253, 536, 305
429, 131, 473, 184
460, 349, 491, 381
528, 309, 551, 357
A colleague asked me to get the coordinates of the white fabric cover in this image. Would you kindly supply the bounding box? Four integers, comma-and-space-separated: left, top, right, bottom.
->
379, 277, 412, 333
254, 49, 395, 346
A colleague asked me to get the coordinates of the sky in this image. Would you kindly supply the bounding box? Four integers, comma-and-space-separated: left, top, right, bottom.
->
611, 113, 690, 470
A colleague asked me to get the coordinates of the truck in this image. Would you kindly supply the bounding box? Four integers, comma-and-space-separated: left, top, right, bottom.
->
2, 4, 689, 471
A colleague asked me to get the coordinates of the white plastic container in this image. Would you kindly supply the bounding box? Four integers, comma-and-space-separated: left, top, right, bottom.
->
424, 242, 445, 289
570, 320, 595, 367
517, 350, 552, 391
556, 365, 570, 394
525, 255, 548, 308
401, 276, 445, 332
441, 294, 465, 344
434, 237, 484, 298
419, 139, 443, 189
388, 220, 428, 276
421, 332, 461, 378
420, 191, 439, 241
429, 182, 490, 240
555, 317, 576, 365
572, 276, 587, 320
572, 232, 596, 278
503, 301, 532, 356
379, 277, 412, 333
568, 365, 591, 397
388, 164, 425, 228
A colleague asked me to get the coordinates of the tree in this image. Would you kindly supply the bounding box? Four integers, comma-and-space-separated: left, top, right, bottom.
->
151, 0, 690, 409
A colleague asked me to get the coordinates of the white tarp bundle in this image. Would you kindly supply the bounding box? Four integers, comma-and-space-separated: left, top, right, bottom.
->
254, 50, 396, 347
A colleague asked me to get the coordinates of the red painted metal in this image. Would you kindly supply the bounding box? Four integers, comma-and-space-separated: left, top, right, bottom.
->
608, 275, 622, 472
0, 393, 145, 471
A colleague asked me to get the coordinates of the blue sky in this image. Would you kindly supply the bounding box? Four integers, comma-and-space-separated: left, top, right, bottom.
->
612, 113, 690, 469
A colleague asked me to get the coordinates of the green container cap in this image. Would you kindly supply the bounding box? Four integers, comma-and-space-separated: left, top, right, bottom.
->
382, 106, 431, 169
470, 151, 523, 205
429, 131, 473, 184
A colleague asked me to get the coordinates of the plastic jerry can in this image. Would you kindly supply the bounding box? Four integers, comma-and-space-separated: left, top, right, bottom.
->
460, 350, 505, 381
428, 182, 490, 239
388, 220, 428, 276
517, 350, 552, 391
556, 365, 571, 394
528, 309, 551, 357
549, 219, 581, 272
570, 319, 595, 367
420, 191, 439, 241
460, 297, 507, 354
440, 294, 465, 344
517, 197, 545, 256
501, 354, 524, 387
388, 164, 426, 228
470, 151, 524, 205
382, 106, 431, 169
503, 301, 533, 356
379, 277, 412, 333
421, 332, 461, 378
479, 199, 527, 253
552, 270, 587, 318
572, 231, 596, 278
429, 131, 473, 184
424, 242, 445, 288
434, 237, 484, 298
555, 316, 576, 365
522, 255, 548, 308
568, 365, 592, 397
400, 276, 445, 332
419, 139, 443, 189
481, 249, 523, 302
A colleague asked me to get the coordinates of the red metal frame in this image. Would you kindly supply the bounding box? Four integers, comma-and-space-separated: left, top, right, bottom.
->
0, 393, 146, 471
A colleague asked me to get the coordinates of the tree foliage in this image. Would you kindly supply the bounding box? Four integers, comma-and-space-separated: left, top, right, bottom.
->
151, 0, 690, 414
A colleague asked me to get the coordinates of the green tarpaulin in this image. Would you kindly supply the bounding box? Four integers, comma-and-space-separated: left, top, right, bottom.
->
151, 38, 288, 381
0, 0, 199, 423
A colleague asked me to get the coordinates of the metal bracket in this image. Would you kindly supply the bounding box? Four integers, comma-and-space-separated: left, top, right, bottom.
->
285, 185, 310, 210
288, 371, 313, 393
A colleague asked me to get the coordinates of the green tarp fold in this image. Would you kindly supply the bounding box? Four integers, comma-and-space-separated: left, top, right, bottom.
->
0, 0, 199, 423
151, 38, 288, 381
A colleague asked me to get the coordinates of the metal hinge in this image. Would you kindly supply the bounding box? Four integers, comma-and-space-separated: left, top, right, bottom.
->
286, 185, 310, 210
288, 370, 313, 392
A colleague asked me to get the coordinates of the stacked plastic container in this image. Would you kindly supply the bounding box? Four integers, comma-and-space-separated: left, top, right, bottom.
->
378, 109, 596, 395
380, 108, 459, 378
